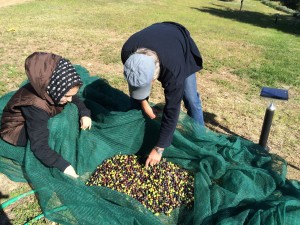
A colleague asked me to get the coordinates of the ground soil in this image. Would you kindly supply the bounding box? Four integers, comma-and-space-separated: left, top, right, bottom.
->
0, 0, 31, 8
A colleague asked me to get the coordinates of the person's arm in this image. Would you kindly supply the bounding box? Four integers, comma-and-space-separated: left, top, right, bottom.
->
145, 83, 183, 167
21, 106, 77, 176
141, 100, 156, 119
71, 95, 91, 118
157, 83, 183, 148
71, 95, 92, 130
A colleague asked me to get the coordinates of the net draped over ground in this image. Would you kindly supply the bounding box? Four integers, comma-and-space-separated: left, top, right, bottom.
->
0, 65, 300, 225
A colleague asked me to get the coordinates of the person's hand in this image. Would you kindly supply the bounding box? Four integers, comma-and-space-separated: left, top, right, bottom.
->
145, 147, 164, 168
80, 116, 92, 130
63, 165, 79, 178
141, 100, 156, 119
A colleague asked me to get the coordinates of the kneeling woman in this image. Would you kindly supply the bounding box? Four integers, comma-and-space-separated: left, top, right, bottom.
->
0, 52, 92, 178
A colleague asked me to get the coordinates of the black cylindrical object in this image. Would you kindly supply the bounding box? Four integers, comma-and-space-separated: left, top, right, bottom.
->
259, 103, 276, 150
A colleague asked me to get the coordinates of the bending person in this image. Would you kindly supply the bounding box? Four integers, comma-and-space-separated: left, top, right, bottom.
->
0, 52, 92, 178
121, 22, 204, 167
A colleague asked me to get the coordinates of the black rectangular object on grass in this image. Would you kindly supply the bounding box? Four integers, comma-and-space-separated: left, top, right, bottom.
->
260, 87, 288, 100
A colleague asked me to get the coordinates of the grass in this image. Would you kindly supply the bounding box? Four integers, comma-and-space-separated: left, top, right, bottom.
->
0, 0, 299, 224
0, 0, 298, 90
1, 184, 53, 224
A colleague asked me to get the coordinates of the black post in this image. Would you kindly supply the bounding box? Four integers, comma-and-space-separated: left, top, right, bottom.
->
259, 103, 275, 151
275, 14, 279, 23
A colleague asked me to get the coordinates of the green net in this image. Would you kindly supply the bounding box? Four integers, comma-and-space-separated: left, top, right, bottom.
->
0, 65, 300, 225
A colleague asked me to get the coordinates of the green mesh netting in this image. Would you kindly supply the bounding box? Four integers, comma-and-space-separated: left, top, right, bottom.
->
1, 65, 300, 225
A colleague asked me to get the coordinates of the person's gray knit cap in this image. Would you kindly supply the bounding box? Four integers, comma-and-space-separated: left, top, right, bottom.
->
47, 58, 82, 104
124, 54, 155, 100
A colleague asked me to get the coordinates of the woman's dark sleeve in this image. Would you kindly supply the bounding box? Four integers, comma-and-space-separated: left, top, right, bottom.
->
21, 106, 70, 172
71, 95, 91, 118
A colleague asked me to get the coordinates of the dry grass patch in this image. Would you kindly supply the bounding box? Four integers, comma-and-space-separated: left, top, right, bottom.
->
199, 69, 300, 180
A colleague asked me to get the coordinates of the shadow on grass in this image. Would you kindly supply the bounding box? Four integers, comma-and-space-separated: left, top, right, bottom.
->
0, 191, 12, 225
191, 6, 300, 36
204, 111, 244, 137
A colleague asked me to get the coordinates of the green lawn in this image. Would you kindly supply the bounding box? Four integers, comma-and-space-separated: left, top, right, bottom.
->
0, 0, 299, 93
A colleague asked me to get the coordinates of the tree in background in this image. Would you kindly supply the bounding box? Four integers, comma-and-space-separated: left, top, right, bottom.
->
273, 0, 300, 10
280, 0, 300, 10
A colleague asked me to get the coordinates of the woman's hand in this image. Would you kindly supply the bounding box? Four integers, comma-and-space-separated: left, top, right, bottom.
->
63, 165, 79, 178
80, 116, 92, 130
